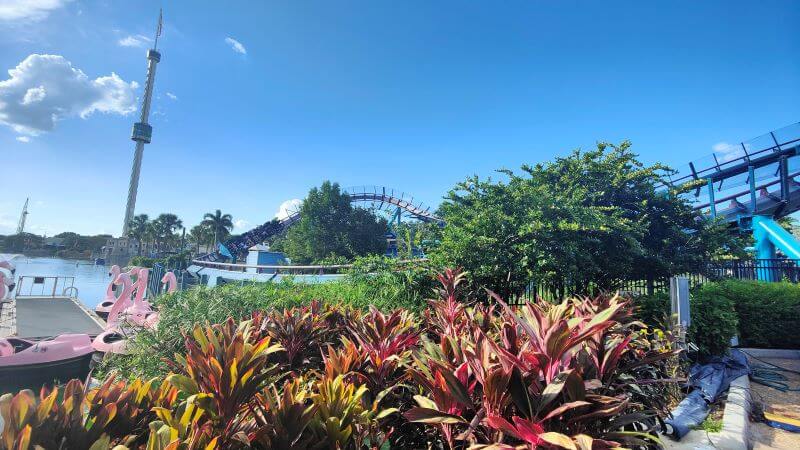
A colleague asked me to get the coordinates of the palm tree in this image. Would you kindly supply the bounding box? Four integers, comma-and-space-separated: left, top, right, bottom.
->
202, 210, 234, 248
152, 213, 183, 252
127, 214, 149, 255
189, 224, 214, 255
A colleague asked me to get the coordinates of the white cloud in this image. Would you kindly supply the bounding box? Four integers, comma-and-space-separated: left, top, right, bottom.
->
118, 34, 152, 48
233, 219, 250, 230
165, 92, 178, 100
224, 37, 247, 55
15, 136, 30, 143
0, 0, 71, 22
712, 141, 746, 163
22, 86, 47, 104
0, 54, 139, 136
275, 199, 302, 221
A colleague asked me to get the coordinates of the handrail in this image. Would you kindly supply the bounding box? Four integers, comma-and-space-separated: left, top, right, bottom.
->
15, 275, 76, 298
192, 260, 353, 270
62, 286, 79, 298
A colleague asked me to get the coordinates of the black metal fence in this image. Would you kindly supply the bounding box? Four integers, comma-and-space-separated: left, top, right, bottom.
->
515, 258, 800, 303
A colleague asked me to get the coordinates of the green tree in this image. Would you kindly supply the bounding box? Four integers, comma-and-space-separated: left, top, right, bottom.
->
126, 214, 150, 255
152, 213, 183, 251
202, 210, 234, 248
278, 181, 387, 263
188, 224, 214, 255
432, 141, 743, 299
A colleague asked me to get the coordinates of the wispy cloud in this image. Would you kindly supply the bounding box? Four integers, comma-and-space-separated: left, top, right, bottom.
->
225, 37, 247, 55
166, 92, 178, 100
233, 219, 250, 230
0, 0, 72, 22
712, 141, 746, 163
118, 34, 152, 48
16, 136, 30, 143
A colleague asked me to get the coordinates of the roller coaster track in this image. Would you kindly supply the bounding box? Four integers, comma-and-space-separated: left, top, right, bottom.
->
665, 122, 800, 224
197, 186, 443, 262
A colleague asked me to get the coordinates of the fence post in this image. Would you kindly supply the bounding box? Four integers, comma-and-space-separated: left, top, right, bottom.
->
669, 276, 690, 347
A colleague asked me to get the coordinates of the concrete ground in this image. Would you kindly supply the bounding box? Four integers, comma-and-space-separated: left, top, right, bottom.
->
745, 355, 800, 450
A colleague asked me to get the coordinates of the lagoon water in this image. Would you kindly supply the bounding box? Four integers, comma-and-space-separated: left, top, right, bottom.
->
10, 257, 111, 307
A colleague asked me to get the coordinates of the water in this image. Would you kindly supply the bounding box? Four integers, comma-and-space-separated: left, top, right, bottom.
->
10, 257, 112, 307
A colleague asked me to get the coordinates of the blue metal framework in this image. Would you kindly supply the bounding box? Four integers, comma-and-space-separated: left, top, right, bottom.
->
665, 122, 800, 279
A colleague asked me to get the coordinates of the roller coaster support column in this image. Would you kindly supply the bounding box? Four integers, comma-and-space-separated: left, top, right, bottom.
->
707, 178, 717, 218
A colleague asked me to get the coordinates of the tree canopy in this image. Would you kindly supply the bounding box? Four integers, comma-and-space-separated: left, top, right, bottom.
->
274, 181, 388, 263
431, 141, 744, 299
202, 210, 234, 244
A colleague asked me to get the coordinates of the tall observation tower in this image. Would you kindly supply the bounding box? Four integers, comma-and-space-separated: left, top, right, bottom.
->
122, 11, 163, 236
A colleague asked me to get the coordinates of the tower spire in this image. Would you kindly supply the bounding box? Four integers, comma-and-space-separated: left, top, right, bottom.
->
122, 11, 163, 236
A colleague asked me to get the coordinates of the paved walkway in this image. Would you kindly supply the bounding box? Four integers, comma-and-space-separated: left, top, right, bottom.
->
747, 356, 800, 450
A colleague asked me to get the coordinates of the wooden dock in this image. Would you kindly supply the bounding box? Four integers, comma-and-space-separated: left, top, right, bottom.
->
0, 296, 105, 338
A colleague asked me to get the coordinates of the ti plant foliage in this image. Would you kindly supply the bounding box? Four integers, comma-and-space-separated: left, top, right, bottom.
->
0, 268, 681, 449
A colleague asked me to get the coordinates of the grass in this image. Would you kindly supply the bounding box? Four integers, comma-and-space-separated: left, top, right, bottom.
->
696, 417, 723, 433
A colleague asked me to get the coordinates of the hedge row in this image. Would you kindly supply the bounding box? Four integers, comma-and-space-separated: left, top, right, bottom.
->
633, 279, 800, 356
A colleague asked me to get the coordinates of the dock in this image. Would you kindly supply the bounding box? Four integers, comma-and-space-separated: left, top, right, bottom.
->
1, 276, 105, 338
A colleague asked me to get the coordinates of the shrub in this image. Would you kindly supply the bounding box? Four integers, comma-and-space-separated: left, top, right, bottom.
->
100, 273, 432, 379
632, 292, 670, 328
10, 268, 681, 449
708, 279, 800, 349
688, 284, 739, 358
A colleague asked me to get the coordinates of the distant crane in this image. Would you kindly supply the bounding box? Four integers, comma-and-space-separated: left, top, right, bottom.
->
16, 198, 29, 234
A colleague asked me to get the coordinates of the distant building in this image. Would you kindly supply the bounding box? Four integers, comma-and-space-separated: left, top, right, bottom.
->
103, 237, 158, 260
245, 244, 288, 274
43, 237, 66, 248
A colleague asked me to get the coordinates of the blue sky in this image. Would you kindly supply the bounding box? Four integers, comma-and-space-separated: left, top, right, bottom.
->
1, 0, 798, 236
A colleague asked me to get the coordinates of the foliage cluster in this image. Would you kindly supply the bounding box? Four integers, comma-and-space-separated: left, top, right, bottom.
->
102, 269, 433, 379
6, 270, 680, 449
431, 142, 744, 299
130, 251, 193, 271
699, 280, 800, 349
0, 232, 111, 257
272, 181, 388, 263
631, 286, 739, 358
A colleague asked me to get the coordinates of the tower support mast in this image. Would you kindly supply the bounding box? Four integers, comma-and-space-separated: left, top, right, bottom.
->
16, 198, 29, 235
122, 10, 162, 236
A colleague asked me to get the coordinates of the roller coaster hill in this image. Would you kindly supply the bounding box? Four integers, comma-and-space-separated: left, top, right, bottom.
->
192, 186, 444, 274
192, 122, 800, 283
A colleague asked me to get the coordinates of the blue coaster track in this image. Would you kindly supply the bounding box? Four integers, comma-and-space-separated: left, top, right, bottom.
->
665, 122, 800, 279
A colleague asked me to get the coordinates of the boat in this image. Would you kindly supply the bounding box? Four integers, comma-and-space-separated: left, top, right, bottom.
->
94, 265, 122, 319
0, 334, 94, 393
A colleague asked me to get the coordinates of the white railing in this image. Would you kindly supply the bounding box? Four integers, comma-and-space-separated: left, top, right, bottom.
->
15, 276, 77, 298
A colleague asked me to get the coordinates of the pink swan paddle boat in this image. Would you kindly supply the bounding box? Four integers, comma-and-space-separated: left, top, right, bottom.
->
94, 265, 122, 319
0, 334, 94, 392
0, 271, 15, 300
0, 260, 15, 275
92, 272, 135, 354
141, 271, 178, 329
123, 268, 157, 327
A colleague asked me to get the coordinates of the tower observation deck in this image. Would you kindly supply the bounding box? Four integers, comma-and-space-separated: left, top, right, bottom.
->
121, 11, 162, 236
